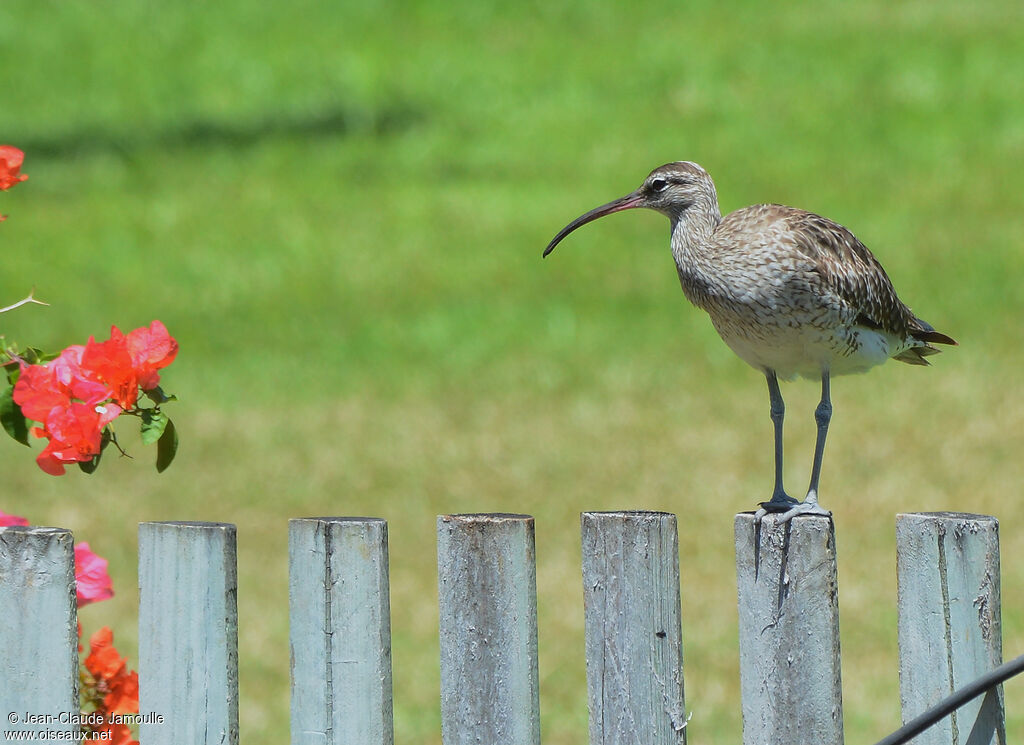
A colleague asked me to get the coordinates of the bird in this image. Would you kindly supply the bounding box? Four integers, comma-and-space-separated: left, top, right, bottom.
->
542, 161, 956, 521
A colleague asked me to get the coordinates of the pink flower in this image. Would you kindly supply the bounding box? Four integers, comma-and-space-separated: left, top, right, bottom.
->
13, 349, 109, 425
0, 510, 30, 527
0, 515, 113, 605
126, 320, 178, 391
51, 345, 112, 405
13, 364, 70, 423
34, 402, 121, 476
75, 542, 114, 607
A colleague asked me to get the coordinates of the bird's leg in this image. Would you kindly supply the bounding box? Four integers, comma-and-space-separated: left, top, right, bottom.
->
774, 370, 833, 523
755, 371, 799, 519
805, 370, 832, 505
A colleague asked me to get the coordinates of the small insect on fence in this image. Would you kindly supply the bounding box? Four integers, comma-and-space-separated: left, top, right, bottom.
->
0, 511, 1009, 745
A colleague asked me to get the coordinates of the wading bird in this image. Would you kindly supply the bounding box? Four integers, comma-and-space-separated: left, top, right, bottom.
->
543, 161, 955, 521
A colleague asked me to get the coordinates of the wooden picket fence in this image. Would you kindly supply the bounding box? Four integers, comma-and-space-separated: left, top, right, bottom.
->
0, 511, 1008, 744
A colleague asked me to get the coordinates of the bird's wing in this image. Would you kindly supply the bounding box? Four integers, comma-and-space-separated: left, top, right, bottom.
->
783, 209, 920, 338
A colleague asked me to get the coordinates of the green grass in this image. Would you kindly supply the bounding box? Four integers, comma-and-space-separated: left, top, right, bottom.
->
2, 0, 1024, 742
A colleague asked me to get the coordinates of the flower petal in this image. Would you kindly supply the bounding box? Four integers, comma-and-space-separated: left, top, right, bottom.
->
75, 541, 114, 607
0, 510, 29, 526
84, 626, 126, 681
0, 146, 28, 191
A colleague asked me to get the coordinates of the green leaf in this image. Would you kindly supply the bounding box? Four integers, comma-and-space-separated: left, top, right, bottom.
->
23, 347, 44, 365
156, 418, 178, 473
144, 386, 177, 405
3, 360, 20, 386
0, 385, 30, 446
140, 409, 169, 445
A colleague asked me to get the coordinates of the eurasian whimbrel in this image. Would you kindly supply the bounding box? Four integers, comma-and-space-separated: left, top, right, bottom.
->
543, 161, 956, 521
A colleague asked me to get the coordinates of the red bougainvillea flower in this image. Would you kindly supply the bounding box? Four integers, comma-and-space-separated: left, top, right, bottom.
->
0, 146, 28, 190
12, 364, 70, 422
95, 721, 138, 745
103, 669, 139, 715
0, 510, 30, 526
52, 345, 112, 405
126, 320, 178, 391
12, 321, 176, 475
13, 348, 109, 422
85, 627, 140, 714
15, 348, 123, 475
74, 541, 114, 607
15, 322, 178, 414
78, 322, 178, 406
34, 402, 121, 475
85, 626, 127, 682
80, 328, 140, 408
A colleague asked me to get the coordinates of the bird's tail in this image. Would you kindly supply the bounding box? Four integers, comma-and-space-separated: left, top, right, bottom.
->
910, 317, 957, 347
894, 318, 957, 366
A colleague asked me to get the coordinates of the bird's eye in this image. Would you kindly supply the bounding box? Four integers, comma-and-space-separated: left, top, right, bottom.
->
650, 178, 669, 193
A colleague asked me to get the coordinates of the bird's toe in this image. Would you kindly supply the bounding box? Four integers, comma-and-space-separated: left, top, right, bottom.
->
775, 500, 832, 524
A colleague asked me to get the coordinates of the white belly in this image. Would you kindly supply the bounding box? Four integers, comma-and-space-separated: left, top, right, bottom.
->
713, 321, 899, 380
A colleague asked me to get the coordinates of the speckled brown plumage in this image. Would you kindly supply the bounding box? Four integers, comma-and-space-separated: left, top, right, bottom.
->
543, 160, 956, 519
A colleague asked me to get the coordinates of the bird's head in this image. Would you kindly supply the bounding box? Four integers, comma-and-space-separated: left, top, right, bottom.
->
543, 161, 717, 257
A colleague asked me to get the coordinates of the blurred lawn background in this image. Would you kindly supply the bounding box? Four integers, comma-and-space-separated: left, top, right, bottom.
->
2, 0, 1023, 742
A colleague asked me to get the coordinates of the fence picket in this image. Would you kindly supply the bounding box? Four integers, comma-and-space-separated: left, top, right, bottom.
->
436, 513, 540, 745
735, 513, 844, 745
0, 526, 79, 737
0, 509, 1013, 745
288, 517, 394, 745
581, 510, 687, 745
138, 521, 239, 745
896, 512, 1005, 745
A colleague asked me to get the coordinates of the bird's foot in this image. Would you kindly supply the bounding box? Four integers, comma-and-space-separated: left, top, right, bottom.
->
754, 492, 831, 524
773, 499, 832, 523
773, 490, 831, 523
752, 493, 802, 576
754, 493, 799, 522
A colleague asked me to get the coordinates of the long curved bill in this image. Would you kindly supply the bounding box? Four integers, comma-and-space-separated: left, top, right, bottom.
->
542, 190, 645, 257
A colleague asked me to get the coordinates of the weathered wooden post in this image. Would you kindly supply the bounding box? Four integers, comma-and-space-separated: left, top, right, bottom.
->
436, 513, 540, 745
580, 511, 687, 745
735, 513, 843, 745
289, 517, 393, 745
896, 512, 1004, 745
0, 526, 79, 738
138, 521, 239, 745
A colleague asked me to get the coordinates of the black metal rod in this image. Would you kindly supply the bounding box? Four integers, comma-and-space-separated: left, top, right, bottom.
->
872, 653, 1024, 745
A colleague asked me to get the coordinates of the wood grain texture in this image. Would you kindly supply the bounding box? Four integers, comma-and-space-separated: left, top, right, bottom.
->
896, 512, 1005, 745
581, 511, 687, 745
138, 521, 239, 745
735, 513, 843, 745
289, 517, 393, 745
437, 513, 540, 745
0, 526, 78, 734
